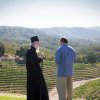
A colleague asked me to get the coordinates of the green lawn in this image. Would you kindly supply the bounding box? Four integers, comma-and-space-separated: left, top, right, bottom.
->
73, 79, 100, 100
0, 96, 26, 100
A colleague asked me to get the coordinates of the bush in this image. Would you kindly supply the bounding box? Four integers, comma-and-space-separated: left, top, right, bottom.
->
0, 41, 5, 57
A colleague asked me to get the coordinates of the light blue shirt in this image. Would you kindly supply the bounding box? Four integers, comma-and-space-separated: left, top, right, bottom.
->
55, 44, 76, 77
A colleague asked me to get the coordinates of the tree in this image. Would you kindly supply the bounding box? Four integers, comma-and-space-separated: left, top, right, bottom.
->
77, 55, 85, 63
16, 47, 27, 58
86, 51, 97, 64
15, 46, 28, 64
95, 51, 100, 62
0, 41, 5, 57
39, 48, 54, 61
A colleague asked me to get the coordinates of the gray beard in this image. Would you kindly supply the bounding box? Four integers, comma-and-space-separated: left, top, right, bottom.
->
36, 47, 39, 53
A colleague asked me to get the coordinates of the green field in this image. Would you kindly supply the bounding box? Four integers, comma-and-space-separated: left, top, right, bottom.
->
0, 96, 25, 100
73, 79, 100, 100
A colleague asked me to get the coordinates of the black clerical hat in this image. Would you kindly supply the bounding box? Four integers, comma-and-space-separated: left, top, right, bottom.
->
31, 36, 39, 42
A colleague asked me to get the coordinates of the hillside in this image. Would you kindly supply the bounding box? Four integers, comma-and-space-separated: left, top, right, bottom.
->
0, 26, 100, 50
40, 27, 100, 40
0, 26, 59, 50
0, 26, 54, 41
0, 26, 100, 41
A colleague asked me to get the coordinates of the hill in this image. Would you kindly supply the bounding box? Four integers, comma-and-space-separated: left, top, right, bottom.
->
0, 26, 100, 50
40, 27, 100, 41
0, 26, 100, 41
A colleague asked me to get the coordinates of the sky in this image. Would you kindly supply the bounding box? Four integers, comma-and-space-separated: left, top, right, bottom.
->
0, 0, 100, 28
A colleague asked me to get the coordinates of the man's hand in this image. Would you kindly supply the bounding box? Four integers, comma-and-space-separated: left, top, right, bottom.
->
38, 57, 43, 62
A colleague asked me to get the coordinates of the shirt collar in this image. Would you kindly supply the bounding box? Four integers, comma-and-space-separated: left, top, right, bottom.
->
61, 43, 68, 46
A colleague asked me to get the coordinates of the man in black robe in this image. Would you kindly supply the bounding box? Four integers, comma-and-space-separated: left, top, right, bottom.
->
26, 36, 49, 100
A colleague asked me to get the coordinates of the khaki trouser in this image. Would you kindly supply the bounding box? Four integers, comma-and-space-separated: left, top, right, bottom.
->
56, 76, 73, 100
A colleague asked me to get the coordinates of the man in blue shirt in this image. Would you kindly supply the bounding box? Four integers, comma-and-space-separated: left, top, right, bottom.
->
55, 37, 76, 100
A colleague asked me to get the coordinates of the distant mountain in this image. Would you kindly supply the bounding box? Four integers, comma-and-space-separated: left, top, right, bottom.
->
0, 26, 49, 41
89, 26, 100, 32
0, 26, 100, 44
0, 26, 59, 50
40, 27, 100, 40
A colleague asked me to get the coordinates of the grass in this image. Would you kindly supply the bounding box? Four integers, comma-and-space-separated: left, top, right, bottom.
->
73, 79, 100, 100
0, 96, 25, 100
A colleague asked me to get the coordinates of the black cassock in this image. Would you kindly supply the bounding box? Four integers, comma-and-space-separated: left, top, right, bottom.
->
26, 46, 49, 100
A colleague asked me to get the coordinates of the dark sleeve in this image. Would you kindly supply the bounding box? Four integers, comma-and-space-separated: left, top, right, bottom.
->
27, 50, 42, 66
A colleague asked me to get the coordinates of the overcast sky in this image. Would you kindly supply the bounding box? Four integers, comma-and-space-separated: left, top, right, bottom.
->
0, 0, 100, 28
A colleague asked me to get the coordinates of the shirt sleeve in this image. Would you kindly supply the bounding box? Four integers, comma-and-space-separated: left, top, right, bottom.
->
55, 48, 61, 65
74, 50, 77, 63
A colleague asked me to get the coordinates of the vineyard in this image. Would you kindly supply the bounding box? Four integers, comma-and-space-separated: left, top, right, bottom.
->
0, 61, 100, 96
73, 79, 100, 99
